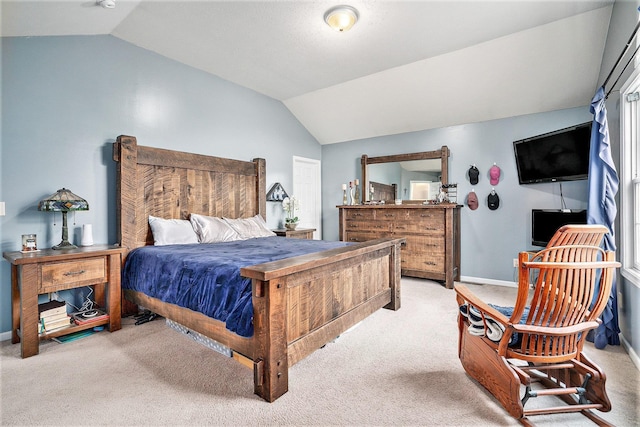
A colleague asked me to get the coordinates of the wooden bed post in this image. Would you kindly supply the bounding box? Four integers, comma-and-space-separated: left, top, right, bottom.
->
252, 278, 288, 402
113, 135, 138, 252
386, 239, 402, 310
253, 158, 266, 220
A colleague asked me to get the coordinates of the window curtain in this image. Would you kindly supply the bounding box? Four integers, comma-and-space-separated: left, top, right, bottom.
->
586, 86, 620, 348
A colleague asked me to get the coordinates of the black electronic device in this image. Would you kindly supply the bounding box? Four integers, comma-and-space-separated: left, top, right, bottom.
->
513, 122, 592, 184
531, 209, 587, 247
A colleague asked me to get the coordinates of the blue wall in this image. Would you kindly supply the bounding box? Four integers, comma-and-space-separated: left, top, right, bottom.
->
322, 107, 592, 284
0, 35, 321, 334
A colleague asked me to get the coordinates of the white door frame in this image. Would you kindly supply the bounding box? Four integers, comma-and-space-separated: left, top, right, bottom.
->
293, 156, 321, 239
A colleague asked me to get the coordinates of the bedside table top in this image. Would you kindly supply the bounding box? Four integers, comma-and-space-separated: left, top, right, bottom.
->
3, 244, 126, 265
272, 228, 316, 239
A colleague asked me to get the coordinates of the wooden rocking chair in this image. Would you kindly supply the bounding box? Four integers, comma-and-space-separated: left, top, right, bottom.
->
455, 225, 620, 426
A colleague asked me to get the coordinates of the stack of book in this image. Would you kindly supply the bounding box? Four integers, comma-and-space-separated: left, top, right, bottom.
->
38, 300, 71, 334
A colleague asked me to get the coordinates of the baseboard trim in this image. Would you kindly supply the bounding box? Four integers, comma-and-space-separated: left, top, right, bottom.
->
459, 275, 517, 288
620, 333, 640, 371
0, 330, 11, 342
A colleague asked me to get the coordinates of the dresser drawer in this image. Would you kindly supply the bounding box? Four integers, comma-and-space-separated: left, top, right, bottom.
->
394, 218, 444, 234
345, 209, 376, 220
401, 251, 445, 273
39, 257, 106, 292
343, 231, 393, 243
345, 220, 391, 233
401, 235, 444, 253
376, 210, 398, 221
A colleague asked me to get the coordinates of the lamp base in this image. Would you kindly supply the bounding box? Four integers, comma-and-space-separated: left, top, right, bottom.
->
52, 240, 77, 250
52, 213, 76, 250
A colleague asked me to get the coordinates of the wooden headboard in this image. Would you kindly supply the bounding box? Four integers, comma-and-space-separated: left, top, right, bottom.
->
370, 181, 397, 203
113, 135, 266, 252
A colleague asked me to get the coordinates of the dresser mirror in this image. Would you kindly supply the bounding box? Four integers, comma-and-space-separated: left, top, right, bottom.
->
361, 146, 449, 202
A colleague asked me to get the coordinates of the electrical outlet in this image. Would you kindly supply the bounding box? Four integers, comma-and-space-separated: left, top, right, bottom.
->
513, 258, 518, 268
618, 291, 623, 310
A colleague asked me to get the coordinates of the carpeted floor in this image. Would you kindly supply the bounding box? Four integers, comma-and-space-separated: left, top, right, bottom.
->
1, 278, 638, 426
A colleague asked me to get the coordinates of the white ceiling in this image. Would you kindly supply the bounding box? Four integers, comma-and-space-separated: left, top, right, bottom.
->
1, 0, 614, 144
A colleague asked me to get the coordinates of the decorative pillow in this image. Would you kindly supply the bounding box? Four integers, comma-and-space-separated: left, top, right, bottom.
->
223, 215, 276, 240
189, 213, 241, 243
148, 215, 199, 246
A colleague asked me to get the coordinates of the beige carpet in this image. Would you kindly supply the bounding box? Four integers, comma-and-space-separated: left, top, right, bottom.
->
1, 278, 638, 426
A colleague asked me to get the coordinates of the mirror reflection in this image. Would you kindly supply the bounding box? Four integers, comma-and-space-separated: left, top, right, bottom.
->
361, 147, 449, 203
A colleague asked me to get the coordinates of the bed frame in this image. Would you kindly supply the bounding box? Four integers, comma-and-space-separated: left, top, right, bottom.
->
112, 135, 403, 402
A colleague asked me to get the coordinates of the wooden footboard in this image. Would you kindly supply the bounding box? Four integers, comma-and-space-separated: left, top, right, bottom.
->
124, 237, 402, 402
243, 237, 402, 401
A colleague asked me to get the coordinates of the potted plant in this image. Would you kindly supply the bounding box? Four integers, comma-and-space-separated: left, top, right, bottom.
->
282, 196, 299, 230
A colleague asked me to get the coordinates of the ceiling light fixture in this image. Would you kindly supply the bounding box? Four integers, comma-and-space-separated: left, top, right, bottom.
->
324, 5, 359, 32
97, 0, 115, 9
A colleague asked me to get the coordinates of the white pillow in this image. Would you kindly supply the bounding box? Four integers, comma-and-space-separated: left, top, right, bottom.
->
189, 213, 241, 243
223, 215, 276, 240
148, 215, 199, 246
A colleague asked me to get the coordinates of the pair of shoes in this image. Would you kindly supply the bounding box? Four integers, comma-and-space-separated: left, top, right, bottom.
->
459, 304, 505, 342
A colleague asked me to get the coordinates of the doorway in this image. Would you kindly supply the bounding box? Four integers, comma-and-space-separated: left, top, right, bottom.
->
293, 156, 321, 239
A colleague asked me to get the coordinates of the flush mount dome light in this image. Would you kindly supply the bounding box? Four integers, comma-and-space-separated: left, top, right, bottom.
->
97, 0, 115, 9
324, 5, 359, 32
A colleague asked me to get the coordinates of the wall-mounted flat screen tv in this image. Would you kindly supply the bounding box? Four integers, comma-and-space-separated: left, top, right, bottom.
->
531, 209, 587, 247
514, 122, 592, 184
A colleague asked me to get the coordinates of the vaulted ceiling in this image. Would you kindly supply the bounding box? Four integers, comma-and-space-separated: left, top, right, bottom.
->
1, 0, 614, 144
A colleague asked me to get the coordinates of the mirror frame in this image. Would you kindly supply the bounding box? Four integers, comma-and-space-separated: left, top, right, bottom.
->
361, 146, 449, 202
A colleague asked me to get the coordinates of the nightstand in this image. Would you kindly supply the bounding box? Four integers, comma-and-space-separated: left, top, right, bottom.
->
272, 228, 316, 239
3, 244, 126, 358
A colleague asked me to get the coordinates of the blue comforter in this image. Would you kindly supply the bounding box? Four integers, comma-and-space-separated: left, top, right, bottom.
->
122, 237, 352, 337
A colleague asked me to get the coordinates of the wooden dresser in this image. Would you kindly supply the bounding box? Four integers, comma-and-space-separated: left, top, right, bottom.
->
338, 204, 461, 288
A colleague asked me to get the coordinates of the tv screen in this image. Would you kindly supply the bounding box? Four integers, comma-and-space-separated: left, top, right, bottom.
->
531, 209, 587, 247
514, 122, 592, 184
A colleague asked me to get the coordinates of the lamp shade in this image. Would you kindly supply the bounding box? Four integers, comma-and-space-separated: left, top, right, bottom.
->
38, 188, 89, 212
324, 5, 359, 32
38, 188, 89, 249
266, 182, 289, 202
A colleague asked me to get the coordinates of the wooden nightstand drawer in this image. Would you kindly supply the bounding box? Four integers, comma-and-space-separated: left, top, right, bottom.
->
40, 257, 106, 292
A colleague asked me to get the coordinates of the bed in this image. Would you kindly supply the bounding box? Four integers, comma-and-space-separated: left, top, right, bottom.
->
112, 135, 404, 402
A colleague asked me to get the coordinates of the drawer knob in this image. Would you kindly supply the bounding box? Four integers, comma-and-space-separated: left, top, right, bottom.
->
63, 270, 86, 276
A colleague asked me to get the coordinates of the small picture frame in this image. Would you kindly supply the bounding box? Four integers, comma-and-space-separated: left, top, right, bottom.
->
21, 234, 39, 253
